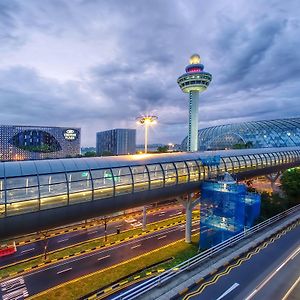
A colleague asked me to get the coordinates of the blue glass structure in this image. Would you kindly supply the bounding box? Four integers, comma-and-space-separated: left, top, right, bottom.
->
181, 117, 300, 151
200, 180, 261, 249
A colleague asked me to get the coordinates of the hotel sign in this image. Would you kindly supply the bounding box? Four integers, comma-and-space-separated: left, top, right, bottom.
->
63, 129, 79, 141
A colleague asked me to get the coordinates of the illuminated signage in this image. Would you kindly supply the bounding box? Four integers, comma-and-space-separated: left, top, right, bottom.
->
63, 129, 79, 141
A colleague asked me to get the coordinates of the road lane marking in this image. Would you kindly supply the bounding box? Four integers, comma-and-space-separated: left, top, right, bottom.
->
131, 244, 141, 249
88, 230, 98, 235
245, 245, 300, 300
216, 282, 239, 300
1, 276, 28, 299
157, 235, 167, 240
57, 238, 69, 243
281, 275, 300, 300
57, 267, 72, 274
22, 224, 199, 278
20, 248, 35, 254
97, 255, 111, 261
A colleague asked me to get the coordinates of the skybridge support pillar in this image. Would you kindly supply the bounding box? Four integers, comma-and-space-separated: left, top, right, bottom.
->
265, 172, 281, 193
142, 206, 147, 231
178, 194, 199, 244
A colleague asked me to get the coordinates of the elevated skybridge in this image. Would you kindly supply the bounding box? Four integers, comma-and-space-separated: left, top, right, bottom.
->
0, 147, 300, 238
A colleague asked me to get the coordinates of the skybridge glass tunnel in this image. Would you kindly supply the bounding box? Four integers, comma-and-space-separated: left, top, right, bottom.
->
0, 147, 300, 238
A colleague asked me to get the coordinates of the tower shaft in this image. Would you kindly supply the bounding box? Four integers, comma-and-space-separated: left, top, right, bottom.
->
188, 91, 199, 152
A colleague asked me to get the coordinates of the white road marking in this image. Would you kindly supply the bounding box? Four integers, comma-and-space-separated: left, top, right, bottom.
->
1, 276, 28, 300
157, 235, 167, 240
131, 244, 141, 249
87, 230, 98, 235
23, 224, 199, 278
20, 248, 35, 254
57, 238, 69, 243
281, 275, 300, 300
245, 246, 300, 300
169, 212, 182, 217
56, 267, 72, 274
216, 282, 240, 300
97, 255, 111, 261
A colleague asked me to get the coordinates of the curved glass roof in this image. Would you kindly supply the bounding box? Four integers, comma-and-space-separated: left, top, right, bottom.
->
181, 118, 300, 151
0, 146, 299, 178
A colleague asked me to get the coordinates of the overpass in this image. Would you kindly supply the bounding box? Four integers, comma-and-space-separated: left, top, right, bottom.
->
0, 147, 300, 238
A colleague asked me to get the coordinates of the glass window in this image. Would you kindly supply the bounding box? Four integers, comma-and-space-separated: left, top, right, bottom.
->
162, 163, 177, 186
248, 155, 257, 168
67, 171, 92, 204
186, 161, 199, 182
112, 167, 132, 195
148, 164, 164, 189
254, 154, 262, 166
6, 176, 38, 189
197, 160, 205, 180
39, 173, 68, 209
92, 169, 114, 199
0, 179, 4, 215
236, 156, 246, 168
131, 166, 149, 192
39, 173, 66, 185
222, 157, 233, 172
6, 187, 39, 216
40, 183, 68, 209
175, 162, 188, 184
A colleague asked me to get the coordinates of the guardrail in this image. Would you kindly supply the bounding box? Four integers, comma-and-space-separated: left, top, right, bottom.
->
113, 204, 300, 300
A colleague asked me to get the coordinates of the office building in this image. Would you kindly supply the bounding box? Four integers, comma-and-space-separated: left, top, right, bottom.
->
0, 125, 80, 161
96, 128, 136, 155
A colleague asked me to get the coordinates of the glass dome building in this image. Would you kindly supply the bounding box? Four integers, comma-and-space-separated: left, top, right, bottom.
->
181, 118, 300, 151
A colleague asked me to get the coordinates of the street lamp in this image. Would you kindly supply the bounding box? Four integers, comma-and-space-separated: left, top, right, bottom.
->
136, 115, 158, 153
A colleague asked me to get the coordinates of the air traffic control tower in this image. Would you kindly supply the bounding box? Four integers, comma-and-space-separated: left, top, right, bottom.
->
177, 54, 212, 152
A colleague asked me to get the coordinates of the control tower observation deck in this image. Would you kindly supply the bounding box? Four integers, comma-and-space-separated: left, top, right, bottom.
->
177, 54, 212, 152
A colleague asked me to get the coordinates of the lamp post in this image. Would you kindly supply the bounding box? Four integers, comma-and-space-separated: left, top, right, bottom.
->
136, 115, 158, 153
136, 115, 158, 231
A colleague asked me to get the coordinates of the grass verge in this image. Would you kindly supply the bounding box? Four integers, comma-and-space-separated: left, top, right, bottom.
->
0, 212, 199, 278
29, 234, 200, 300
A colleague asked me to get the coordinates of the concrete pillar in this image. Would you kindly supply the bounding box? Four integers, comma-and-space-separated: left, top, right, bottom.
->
142, 206, 147, 230
185, 194, 193, 243
265, 172, 281, 193
188, 91, 199, 152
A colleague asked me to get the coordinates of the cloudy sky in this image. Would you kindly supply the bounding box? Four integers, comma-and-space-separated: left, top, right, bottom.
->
1, 0, 300, 146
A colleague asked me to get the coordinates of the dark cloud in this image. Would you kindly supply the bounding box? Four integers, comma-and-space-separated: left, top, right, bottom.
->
0, 0, 299, 146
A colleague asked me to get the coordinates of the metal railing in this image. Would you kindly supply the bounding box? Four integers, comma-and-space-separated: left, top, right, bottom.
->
113, 204, 300, 300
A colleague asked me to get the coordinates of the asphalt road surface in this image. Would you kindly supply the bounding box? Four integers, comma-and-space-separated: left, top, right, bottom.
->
182, 222, 300, 300
0, 205, 185, 267
0, 221, 199, 299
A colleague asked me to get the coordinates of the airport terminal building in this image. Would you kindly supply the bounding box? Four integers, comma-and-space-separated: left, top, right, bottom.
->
0, 125, 81, 161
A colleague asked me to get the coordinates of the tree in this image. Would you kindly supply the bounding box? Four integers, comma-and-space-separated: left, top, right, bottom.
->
157, 145, 168, 153
280, 168, 300, 206
84, 151, 96, 157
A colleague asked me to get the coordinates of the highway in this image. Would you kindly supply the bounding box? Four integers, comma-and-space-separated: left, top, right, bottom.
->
181, 222, 300, 300
0, 204, 186, 267
0, 221, 199, 299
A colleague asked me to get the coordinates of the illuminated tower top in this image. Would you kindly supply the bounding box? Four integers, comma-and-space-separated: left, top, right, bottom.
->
177, 54, 212, 93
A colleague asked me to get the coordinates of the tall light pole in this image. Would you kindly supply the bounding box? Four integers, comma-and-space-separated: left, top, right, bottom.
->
136, 115, 158, 231
136, 115, 158, 153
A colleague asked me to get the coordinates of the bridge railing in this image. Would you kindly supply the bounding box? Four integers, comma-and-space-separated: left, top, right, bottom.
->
113, 203, 300, 300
